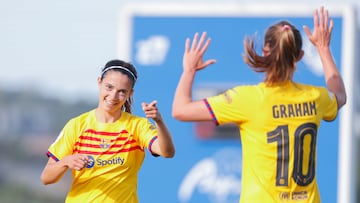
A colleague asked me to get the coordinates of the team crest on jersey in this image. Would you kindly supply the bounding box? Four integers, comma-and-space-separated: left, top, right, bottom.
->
100, 138, 111, 149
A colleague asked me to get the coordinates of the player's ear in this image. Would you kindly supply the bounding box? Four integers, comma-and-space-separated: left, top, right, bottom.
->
296, 50, 304, 62
97, 77, 102, 89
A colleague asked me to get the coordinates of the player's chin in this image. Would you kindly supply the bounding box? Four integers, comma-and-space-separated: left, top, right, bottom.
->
101, 103, 121, 113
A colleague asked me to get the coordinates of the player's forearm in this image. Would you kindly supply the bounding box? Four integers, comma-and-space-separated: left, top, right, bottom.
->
318, 47, 347, 108
155, 119, 175, 158
172, 71, 195, 120
41, 160, 68, 185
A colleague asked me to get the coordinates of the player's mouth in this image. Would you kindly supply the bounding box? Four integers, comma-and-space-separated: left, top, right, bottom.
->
104, 99, 119, 107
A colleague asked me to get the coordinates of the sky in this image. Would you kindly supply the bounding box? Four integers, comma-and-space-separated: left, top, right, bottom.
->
0, 0, 359, 102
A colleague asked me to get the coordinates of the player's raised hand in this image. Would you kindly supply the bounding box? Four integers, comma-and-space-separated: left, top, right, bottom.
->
183, 32, 217, 73
303, 6, 333, 49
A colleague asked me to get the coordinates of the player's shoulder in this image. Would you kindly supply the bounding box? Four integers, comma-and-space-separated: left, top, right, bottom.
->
293, 82, 337, 105
231, 83, 260, 93
121, 111, 149, 125
122, 111, 141, 120
64, 109, 96, 129
293, 82, 330, 95
120, 112, 155, 133
293, 82, 323, 89
72, 109, 95, 121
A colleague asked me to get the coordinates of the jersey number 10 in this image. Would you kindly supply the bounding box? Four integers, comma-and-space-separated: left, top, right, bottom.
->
267, 123, 317, 187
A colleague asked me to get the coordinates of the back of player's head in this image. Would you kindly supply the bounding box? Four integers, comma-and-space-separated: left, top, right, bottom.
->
243, 20, 303, 85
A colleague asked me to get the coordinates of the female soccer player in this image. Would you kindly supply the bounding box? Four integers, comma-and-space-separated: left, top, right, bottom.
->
172, 6, 346, 203
41, 59, 175, 203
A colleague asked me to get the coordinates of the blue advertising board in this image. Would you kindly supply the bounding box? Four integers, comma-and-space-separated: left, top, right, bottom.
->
118, 3, 357, 203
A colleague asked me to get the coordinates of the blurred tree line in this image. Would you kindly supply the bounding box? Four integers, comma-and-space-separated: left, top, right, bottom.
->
0, 88, 96, 203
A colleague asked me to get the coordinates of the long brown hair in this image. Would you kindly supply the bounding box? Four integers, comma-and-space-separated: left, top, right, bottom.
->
243, 21, 302, 86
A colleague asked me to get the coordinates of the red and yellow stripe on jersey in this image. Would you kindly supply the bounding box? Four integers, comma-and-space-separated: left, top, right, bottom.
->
204, 81, 338, 203
47, 109, 158, 203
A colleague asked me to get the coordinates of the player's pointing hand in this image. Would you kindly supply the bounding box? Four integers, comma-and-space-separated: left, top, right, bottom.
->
142, 100, 162, 122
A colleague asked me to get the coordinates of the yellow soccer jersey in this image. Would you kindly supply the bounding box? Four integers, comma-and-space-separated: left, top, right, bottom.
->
204, 81, 338, 203
47, 109, 158, 203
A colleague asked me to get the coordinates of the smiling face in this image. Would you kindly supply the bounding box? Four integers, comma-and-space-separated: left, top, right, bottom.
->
97, 70, 134, 115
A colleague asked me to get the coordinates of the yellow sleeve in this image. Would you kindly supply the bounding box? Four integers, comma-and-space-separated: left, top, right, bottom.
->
130, 116, 158, 151
47, 118, 78, 161
319, 87, 338, 121
206, 85, 257, 125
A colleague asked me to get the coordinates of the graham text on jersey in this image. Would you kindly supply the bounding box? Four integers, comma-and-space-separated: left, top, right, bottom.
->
272, 101, 316, 119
